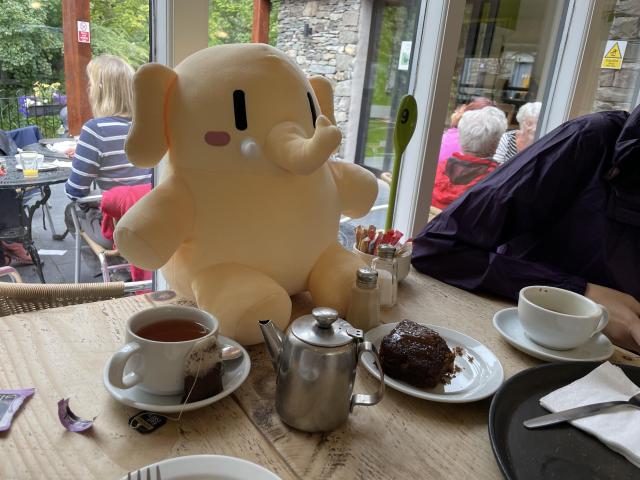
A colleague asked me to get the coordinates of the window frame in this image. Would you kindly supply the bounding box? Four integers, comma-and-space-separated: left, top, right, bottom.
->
150, 0, 636, 280
151, 0, 209, 290
395, 0, 629, 237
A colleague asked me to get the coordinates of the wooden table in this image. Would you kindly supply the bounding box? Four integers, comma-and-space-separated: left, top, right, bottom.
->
1, 271, 638, 479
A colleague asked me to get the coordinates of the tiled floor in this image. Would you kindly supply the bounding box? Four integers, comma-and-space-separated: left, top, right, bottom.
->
12, 179, 392, 284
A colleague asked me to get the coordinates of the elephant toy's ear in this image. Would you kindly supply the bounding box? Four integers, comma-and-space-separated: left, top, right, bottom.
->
125, 63, 177, 168
309, 76, 336, 125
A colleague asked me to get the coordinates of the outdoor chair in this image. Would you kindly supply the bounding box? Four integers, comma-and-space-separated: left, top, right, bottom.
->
0, 265, 150, 317
68, 194, 131, 283
0, 266, 22, 283
6, 126, 61, 240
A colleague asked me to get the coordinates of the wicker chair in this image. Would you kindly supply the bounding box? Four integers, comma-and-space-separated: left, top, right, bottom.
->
0, 266, 151, 316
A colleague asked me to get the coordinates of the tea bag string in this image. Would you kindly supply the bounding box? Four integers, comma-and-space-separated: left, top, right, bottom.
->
163, 341, 203, 423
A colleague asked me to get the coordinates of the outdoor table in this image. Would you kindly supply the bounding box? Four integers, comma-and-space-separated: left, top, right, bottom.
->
23, 140, 72, 160
0, 271, 638, 479
0, 156, 70, 282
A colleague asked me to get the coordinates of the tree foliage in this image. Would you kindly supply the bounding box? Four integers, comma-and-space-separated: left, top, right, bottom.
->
208, 0, 280, 47
0, 0, 148, 95
90, 0, 149, 68
208, 0, 253, 45
0, 1, 64, 93
0, 0, 281, 96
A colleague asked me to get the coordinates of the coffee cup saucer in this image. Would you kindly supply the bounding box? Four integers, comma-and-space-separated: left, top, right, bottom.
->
103, 335, 250, 413
492, 308, 613, 362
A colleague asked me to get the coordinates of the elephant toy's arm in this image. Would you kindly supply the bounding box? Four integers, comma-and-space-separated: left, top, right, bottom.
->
266, 115, 341, 175
328, 161, 378, 219
114, 176, 194, 270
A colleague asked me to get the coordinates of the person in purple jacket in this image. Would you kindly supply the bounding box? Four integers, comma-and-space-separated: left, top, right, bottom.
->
412, 105, 640, 353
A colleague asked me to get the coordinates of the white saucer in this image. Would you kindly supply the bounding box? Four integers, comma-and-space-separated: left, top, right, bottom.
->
103, 335, 250, 413
492, 308, 614, 362
120, 454, 280, 480
362, 323, 504, 403
15, 162, 57, 171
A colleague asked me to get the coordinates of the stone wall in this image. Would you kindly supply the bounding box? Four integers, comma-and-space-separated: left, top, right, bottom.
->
276, 0, 364, 157
594, 0, 640, 111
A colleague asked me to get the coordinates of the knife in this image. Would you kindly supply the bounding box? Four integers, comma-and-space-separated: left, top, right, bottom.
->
523, 400, 636, 429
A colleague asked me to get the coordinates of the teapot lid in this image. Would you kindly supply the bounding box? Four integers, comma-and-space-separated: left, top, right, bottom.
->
291, 307, 358, 347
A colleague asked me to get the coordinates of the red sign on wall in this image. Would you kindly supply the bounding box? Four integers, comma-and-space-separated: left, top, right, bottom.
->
77, 21, 90, 44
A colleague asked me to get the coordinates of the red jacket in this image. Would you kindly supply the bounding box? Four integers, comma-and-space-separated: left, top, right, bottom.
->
100, 184, 152, 282
432, 152, 498, 210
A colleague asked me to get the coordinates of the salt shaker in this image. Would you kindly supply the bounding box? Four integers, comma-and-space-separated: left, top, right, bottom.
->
372, 244, 397, 309
346, 267, 380, 330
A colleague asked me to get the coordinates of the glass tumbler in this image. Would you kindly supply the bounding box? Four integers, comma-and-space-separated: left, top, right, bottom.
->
18, 153, 39, 177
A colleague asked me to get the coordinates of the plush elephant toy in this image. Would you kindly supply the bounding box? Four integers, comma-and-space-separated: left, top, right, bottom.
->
115, 43, 378, 345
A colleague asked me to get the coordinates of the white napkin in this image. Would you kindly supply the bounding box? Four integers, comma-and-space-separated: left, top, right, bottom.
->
51, 159, 72, 168
540, 362, 640, 468
46, 141, 77, 154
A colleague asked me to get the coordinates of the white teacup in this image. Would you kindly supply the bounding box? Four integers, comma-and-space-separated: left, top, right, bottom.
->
518, 286, 609, 350
107, 306, 219, 395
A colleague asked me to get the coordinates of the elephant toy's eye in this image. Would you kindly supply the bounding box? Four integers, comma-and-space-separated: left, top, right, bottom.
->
307, 92, 317, 128
233, 90, 248, 131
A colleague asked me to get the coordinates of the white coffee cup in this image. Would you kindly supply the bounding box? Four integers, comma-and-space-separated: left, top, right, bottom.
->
107, 306, 219, 395
518, 286, 609, 350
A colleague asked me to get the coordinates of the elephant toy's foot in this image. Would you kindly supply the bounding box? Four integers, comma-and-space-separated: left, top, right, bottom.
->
308, 243, 367, 316
192, 263, 292, 345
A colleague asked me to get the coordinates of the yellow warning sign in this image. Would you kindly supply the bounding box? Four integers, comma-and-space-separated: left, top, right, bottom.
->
601, 40, 627, 70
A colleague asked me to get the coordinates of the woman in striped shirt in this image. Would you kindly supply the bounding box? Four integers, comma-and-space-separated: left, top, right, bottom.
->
494, 102, 542, 164
65, 55, 151, 248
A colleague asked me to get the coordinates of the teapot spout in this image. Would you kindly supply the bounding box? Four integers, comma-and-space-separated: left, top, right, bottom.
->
259, 319, 284, 372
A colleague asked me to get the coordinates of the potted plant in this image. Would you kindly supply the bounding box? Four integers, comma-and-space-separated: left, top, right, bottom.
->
23, 82, 66, 117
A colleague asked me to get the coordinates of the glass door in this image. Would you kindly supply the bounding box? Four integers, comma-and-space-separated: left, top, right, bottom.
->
428, 0, 566, 212
355, 0, 421, 176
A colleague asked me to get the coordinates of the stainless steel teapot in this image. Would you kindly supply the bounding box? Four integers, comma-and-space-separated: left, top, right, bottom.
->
259, 307, 385, 432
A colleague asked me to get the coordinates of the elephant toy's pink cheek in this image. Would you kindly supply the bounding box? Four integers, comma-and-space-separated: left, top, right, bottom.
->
205, 131, 231, 146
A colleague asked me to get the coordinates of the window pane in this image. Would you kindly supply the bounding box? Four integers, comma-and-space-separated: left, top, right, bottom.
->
590, 1, 640, 114
208, 0, 280, 46
430, 0, 564, 211
0, 0, 151, 284
355, 0, 421, 175
209, 1, 253, 45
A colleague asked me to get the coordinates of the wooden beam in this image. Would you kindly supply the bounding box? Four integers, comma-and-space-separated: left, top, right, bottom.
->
61, 0, 92, 136
252, 0, 271, 44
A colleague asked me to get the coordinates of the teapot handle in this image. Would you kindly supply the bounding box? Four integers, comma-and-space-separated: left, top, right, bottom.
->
350, 341, 385, 411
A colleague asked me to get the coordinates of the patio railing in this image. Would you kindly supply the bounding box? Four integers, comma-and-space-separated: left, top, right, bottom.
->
0, 90, 66, 139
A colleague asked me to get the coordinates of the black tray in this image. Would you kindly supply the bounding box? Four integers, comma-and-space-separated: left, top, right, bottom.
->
489, 362, 640, 480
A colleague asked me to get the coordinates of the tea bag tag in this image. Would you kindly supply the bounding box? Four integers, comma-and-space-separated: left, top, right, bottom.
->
128, 411, 167, 434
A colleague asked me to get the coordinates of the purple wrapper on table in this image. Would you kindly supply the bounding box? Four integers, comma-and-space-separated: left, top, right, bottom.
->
0, 387, 35, 431
57, 398, 96, 433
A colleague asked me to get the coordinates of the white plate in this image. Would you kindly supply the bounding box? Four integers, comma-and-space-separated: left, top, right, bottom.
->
362, 323, 504, 403
15, 162, 57, 171
492, 307, 613, 362
121, 454, 281, 480
103, 335, 250, 413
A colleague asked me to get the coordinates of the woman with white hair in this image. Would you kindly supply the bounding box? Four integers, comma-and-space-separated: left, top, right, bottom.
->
494, 101, 542, 163
432, 106, 507, 209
